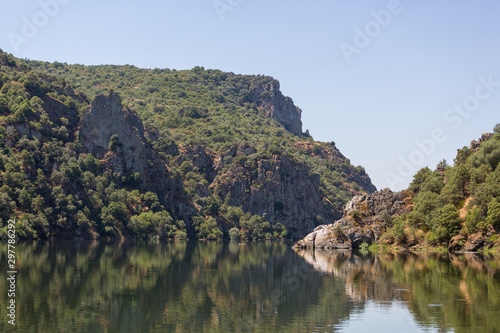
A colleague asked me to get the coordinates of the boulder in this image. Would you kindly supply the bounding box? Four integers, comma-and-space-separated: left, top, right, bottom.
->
293, 224, 352, 250
294, 188, 411, 249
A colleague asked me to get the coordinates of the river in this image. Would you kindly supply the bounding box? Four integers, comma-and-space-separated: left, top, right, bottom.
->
1, 240, 499, 332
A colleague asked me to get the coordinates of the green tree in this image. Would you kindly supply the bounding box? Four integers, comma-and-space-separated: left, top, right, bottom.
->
493, 123, 500, 134
84, 154, 101, 175
452, 164, 470, 197
465, 207, 484, 234
77, 211, 92, 230
392, 215, 406, 243
32, 195, 45, 213
141, 191, 161, 211
107, 201, 128, 222
108, 134, 121, 151
154, 211, 175, 238
20, 150, 35, 169
436, 159, 448, 173
420, 172, 444, 194
229, 227, 240, 241
19, 186, 32, 210
0, 192, 16, 221
486, 198, 500, 230
130, 212, 154, 238
204, 196, 220, 215
409, 167, 431, 194
226, 206, 244, 223
273, 222, 287, 238
193, 216, 222, 240
437, 204, 462, 240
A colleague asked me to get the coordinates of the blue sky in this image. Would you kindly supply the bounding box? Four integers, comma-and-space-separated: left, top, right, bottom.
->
1, 0, 499, 191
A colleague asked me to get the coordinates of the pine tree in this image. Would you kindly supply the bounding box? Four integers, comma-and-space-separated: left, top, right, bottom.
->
486, 198, 500, 230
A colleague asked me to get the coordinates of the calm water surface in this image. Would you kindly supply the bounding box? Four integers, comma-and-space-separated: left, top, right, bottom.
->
1, 240, 500, 332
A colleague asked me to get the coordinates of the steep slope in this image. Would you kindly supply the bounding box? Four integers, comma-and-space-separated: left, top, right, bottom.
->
80, 92, 168, 189
295, 130, 500, 252
246, 78, 303, 136
79, 92, 193, 220
0, 50, 376, 240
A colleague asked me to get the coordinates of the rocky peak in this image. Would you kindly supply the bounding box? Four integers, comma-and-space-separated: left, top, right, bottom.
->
249, 78, 303, 136
469, 132, 494, 152
80, 92, 147, 174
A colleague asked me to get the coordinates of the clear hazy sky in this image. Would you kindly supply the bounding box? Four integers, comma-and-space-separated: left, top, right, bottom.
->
1, 0, 499, 191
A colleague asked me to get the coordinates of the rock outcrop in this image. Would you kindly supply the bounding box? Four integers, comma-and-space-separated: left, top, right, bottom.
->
80, 92, 148, 172
248, 77, 303, 136
211, 151, 336, 238
448, 232, 486, 253
79, 93, 191, 215
469, 132, 493, 152
77, 93, 376, 238
294, 188, 411, 249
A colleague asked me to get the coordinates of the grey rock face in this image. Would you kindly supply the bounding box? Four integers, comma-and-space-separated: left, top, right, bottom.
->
294, 188, 411, 249
212, 154, 337, 238
79, 93, 191, 218
80, 92, 148, 174
248, 78, 303, 136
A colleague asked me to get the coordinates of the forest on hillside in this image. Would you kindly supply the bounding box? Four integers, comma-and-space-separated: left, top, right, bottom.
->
0, 50, 374, 240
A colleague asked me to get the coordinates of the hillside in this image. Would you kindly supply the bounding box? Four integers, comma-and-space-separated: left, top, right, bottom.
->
295, 130, 500, 253
0, 50, 375, 240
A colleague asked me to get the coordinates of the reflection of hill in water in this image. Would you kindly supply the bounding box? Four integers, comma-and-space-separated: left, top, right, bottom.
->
0, 241, 356, 332
294, 249, 500, 333
295, 249, 402, 304
1, 241, 499, 332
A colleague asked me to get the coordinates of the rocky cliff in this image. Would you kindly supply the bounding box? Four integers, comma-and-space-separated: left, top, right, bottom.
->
212, 148, 335, 237
76, 91, 375, 239
249, 77, 303, 136
294, 188, 411, 249
80, 92, 149, 172
79, 93, 192, 217
1, 50, 379, 240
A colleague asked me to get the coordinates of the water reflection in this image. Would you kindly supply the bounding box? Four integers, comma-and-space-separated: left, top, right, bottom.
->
294, 249, 500, 333
0, 241, 499, 332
